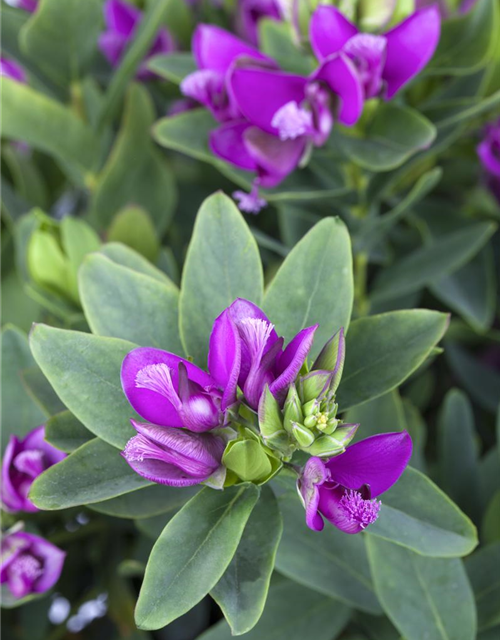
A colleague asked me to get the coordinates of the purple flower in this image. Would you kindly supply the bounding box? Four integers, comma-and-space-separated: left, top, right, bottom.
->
122, 420, 226, 487
1, 426, 66, 513
0, 57, 27, 83
236, 0, 283, 46
211, 298, 317, 410
4, 0, 38, 11
121, 349, 234, 432
0, 531, 65, 600
298, 432, 412, 533
180, 24, 272, 122
99, 0, 174, 80
478, 118, 500, 204
310, 5, 441, 100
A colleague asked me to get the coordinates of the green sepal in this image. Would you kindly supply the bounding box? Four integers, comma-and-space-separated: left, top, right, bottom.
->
300, 370, 332, 404
306, 435, 345, 457
332, 423, 359, 447
222, 429, 282, 484
283, 384, 303, 433
312, 327, 345, 395
292, 423, 315, 448
258, 385, 284, 438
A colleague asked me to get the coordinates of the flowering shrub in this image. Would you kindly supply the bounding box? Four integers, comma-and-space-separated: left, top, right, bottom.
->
1, 1, 500, 640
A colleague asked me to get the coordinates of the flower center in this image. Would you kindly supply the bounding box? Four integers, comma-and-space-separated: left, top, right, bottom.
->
339, 488, 381, 529
271, 101, 313, 141
10, 552, 44, 582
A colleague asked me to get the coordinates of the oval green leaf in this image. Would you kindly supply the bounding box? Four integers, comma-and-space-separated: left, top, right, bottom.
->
135, 484, 260, 630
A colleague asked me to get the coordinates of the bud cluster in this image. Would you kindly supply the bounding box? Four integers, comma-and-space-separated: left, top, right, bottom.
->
258, 329, 358, 458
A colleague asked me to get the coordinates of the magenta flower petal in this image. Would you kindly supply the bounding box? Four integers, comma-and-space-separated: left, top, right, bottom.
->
122, 420, 224, 486
313, 53, 364, 125
121, 347, 215, 427
271, 325, 318, 402
1, 426, 66, 514
326, 431, 413, 497
310, 5, 358, 60
298, 456, 330, 531
244, 126, 307, 187
103, 0, 140, 36
0, 57, 27, 83
208, 309, 241, 411
98, 31, 126, 67
0, 532, 65, 599
193, 24, 269, 73
478, 121, 500, 178
383, 6, 441, 99
210, 121, 259, 171
229, 67, 308, 136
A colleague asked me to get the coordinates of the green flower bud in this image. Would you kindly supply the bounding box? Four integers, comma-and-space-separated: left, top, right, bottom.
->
302, 399, 320, 417
292, 423, 315, 448
28, 229, 70, 299
300, 370, 332, 404
312, 328, 345, 396
283, 385, 303, 433
303, 414, 318, 429
306, 435, 345, 457
222, 429, 282, 484
331, 423, 359, 447
258, 386, 283, 438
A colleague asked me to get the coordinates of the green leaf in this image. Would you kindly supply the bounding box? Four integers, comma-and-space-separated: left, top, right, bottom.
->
60, 216, 101, 303
1, 325, 46, 451
275, 491, 382, 614
336, 310, 449, 411
264, 217, 353, 359
20, 366, 66, 417
2, 80, 98, 184
79, 253, 183, 353
90, 484, 198, 520
147, 52, 196, 83
334, 104, 436, 172
259, 19, 315, 75
428, 0, 499, 75
371, 223, 496, 303
99, 242, 170, 284
466, 543, 500, 630
20, 0, 102, 84
29, 324, 137, 448
29, 438, 150, 510
430, 246, 497, 332
135, 484, 260, 630
437, 389, 481, 522
90, 83, 177, 234
445, 342, 500, 414
179, 192, 263, 364
423, 89, 500, 129
199, 579, 351, 640
211, 486, 283, 635
107, 206, 160, 263
346, 390, 407, 444
44, 410, 93, 452
482, 491, 500, 544
368, 467, 478, 557
367, 536, 477, 640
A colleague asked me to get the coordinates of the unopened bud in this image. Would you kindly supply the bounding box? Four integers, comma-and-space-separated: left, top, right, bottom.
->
301, 370, 332, 404
331, 423, 359, 447
302, 399, 319, 417
258, 385, 283, 438
306, 434, 345, 457
292, 423, 315, 448
303, 414, 318, 429
283, 385, 303, 433
312, 328, 345, 396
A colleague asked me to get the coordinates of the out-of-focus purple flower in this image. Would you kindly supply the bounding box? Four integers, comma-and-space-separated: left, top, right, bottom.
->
298, 432, 412, 533
236, 0, 283, 46
0, 531, 65, 599
478, 118, 500, 204
1, 426, 66, 513
416, 0, 478, 17
180, 24, 272, 122
121, 348, 236, 432
99, 0, 174, 80
4, 0, 38, 11
310, 5, 441, 99
210, 298, 317, 410
0, 57, 27, 83
122, 420, 226, 487
168, 97, 199, 116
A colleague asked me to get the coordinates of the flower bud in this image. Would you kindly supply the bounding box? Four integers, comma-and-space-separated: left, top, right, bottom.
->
300, 370, 332, 404
312, 328, 345, 396
306, 434, 345, 457
292, 423, 316, 448
283, 385, 303, 433
258, 385, 284, 438
222, 428, 282, 484
331, 423, 359, 447
27, 211, 100, 307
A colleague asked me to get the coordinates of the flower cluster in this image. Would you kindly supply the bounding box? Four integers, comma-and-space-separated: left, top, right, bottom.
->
180, 5, 441, 212
121, 298, 411, 534
1, 426, 67, 600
